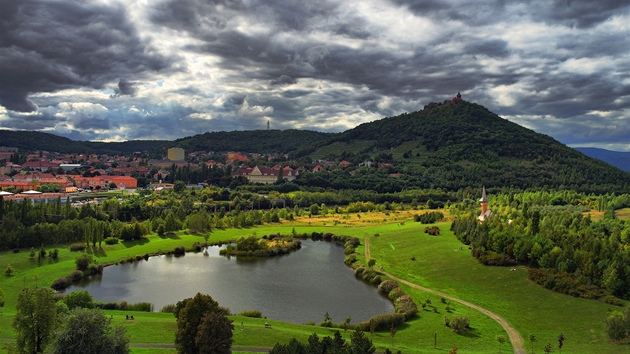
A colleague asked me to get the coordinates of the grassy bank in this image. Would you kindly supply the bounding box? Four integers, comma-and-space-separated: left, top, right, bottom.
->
0, 210, 627, 353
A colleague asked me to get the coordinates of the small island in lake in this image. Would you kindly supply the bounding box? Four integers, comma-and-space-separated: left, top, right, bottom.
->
219, 234, 301, 257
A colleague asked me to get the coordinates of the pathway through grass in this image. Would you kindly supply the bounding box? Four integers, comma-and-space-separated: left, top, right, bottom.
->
364, 234, 526, 354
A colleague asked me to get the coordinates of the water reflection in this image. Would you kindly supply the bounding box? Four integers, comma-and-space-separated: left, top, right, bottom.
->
66, 240, 393, 323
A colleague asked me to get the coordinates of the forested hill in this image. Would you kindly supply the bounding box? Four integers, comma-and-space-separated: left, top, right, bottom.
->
171, 129, 334, 155
0, 130, 167, 154
308, 101, 630, 192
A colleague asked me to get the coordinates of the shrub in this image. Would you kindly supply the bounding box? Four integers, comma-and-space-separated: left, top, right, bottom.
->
135, 254, 144, 261
69, 243, 87, 252
238, 310, 262, 318
424, 226, 440, 235
388, 287, 405, 300
450, 315, 470, 334
161, 304, 176, 313
415, 211, 444, 224
96, 302, 119, 310
378, 280, 399, 295
354, 267, 366, 278
173, 246, 186, 256
87, 263, 103, 275
104, 237, 119, 245
68, 270, 84, 282
394, 295, 418, 319
600, 295, 624, 306
362, 271, 377, 282
75, 254, 93, 271
125, 302, 153, 312
51, 249, 59, 259
371, 275, 382, 285
63, 290, 94, 310
51, 277, 70, 290
356, 313, 406, 332
344, 254, 358, 265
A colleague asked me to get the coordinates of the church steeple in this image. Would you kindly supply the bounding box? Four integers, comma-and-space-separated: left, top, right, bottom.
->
479, 186, 490, 221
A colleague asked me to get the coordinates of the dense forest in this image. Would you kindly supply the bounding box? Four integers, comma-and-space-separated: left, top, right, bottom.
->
172, 129, 334, 155
451, 190, 630, 301
4, 100, 629, 192
0, 130, 167, 154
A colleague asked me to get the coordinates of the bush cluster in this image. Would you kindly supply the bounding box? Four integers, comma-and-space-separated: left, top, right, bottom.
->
424, 226, 440, 235
238, 310, 262, 318
356, 313, 406, 332
104, 237, 119, 245
69, 243, 87, 251
415, 211, 444, 224
529, 268, 611, 301
472, 249, 517, 266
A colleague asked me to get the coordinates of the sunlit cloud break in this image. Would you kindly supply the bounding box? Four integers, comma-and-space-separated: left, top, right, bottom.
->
0, 0, 629, 150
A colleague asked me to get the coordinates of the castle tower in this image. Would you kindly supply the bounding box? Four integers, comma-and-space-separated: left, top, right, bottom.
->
478, 186, 490, 221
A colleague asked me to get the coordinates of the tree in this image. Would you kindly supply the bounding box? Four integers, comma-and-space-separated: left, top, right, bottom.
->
557, 333, 565, 353
195, 311, 234, 354
75, 254, 93, 271
367, 258, 376, 268
390, 323, 397, 347
529, 334, 537, 353
5, 263, 14, 276
174, 180, 186, 193
63, 290, 94, 310
543, 342, 553, 354
48, 308, 129, 354
174, 293, 232, 354
344, 316, 352, 332
13, 287, 58, 353
605, 311, 628, 341
349, 330, 375, 354
0, 288, 5, 314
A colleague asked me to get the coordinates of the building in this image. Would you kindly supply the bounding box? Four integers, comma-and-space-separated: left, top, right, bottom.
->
233, 165, 298, 184
167, 148, 185, 161
478, 186, 492, 221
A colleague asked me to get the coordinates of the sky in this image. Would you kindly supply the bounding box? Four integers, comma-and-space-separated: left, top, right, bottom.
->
1, 0, 629, 151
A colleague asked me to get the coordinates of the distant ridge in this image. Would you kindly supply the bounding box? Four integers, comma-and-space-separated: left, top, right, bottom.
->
574, 147, 630, 172
1, 98, 629, 192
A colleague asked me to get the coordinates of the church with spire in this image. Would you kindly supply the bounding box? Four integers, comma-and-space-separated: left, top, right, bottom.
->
478, 186, 492, 221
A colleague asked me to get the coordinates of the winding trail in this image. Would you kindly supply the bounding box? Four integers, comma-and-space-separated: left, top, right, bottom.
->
363, 234, 526, 354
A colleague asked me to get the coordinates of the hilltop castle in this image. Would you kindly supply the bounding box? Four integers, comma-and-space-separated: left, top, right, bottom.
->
423, 92, 465, 110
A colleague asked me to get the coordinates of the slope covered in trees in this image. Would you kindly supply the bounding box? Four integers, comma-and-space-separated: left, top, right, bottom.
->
0, 130, 167, 154
171, 129, 334, 155
311, 101, 630, 192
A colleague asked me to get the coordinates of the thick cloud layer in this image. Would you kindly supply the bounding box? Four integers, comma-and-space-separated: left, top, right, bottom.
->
0, 0, 628, 150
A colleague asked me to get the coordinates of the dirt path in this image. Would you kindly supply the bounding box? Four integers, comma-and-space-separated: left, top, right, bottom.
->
363, 235, 526, 354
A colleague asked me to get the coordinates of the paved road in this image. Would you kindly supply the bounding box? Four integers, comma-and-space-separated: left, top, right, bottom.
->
363, 234, 526, 354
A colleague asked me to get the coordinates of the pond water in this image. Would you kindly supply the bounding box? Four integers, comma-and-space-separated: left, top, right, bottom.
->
65, 240, 394, 324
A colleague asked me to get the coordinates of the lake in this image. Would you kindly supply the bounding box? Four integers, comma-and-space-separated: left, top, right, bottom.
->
66, 240, 394, 324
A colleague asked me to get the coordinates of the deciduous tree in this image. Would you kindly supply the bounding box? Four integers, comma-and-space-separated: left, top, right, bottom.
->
48, 308, 129, 354
13, 287, 57, 353
174, 293, 232, 354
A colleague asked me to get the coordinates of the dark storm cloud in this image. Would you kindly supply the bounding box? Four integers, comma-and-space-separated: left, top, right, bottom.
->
545, 0, 629, 28
0, 0, 628, 149
271, 75, 297, 86
113, 79, 138, 97
0, 0, 172, 112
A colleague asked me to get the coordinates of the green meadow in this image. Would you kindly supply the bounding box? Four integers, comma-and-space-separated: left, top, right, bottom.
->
0, 211, 627, 353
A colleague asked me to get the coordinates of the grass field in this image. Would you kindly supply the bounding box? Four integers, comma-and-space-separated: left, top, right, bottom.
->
0, 210, 628, 353
615, 208, 630, 221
